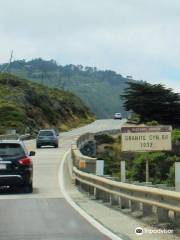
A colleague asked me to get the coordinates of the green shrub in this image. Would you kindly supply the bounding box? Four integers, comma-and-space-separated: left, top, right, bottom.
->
127, 113, 140, 123
95, 134, 115, 144
166, 164, 175, 186
0, 73, 94, 135
172, 129, 180, 142
146, 120, 159, 126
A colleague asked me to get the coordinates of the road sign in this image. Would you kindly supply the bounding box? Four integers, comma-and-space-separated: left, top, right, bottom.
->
121, 125, 172, 152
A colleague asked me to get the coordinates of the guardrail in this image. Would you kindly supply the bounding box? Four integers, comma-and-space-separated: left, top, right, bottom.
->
73, 166, 180, 223
71, 129, 180, 225
0, 134, 30, 141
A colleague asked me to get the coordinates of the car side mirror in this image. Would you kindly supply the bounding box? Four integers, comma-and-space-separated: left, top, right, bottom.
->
29, 151, 36, 156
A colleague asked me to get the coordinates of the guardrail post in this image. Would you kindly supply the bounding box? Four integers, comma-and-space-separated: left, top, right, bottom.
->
130, 200, 140, 212
142, 203, 153, 217
89, 185, 94, 195
102, 191, 110, 203
110, 195, 119, 206
83, 183, 89, 193
78, 181, 83, 192
157, 207, 169, 223
75, 178, 79, 186
174, 212, 180, 225
119, 197, 130, 209
95, 188, 102, 200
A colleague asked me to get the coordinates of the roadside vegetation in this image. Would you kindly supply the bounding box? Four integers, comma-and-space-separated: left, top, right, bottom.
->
0, 73, 95, 135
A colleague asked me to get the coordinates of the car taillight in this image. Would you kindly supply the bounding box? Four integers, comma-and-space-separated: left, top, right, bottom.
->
18, 157, 32, 166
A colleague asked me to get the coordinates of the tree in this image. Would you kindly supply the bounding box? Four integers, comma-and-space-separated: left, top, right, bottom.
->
122, 81, 180, 126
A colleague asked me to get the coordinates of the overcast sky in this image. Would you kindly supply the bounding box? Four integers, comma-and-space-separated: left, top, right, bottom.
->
0, 0, 180, 91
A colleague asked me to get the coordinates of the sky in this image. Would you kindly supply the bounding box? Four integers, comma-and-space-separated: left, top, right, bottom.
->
0, 0, 180, 91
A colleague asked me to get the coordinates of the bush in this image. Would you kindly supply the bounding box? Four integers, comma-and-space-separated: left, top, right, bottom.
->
126, 152, 179, 185
172, 129, 180, 142
95, 134, 115, 144
127, 113, 140, 123
166, 164, 175, 186
0, 73, 94, 135
146, 120, 159, 126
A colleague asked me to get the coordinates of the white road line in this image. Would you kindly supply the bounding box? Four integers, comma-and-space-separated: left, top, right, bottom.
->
59, 149, 123, 240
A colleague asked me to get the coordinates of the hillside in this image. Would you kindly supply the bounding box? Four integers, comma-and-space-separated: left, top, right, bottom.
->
0, 73, 94, 134
0, 59, 132, 118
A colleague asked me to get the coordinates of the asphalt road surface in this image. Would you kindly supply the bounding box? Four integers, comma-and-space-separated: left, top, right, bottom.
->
0, 119, 125, 240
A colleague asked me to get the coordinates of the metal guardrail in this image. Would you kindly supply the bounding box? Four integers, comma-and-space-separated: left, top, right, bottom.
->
0, 134, 30, 141
71, 129, 180, 225
74, 167, 180, 212
18, 134, 31, 141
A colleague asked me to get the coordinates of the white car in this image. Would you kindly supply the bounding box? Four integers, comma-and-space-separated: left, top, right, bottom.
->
114, 113, 122, 120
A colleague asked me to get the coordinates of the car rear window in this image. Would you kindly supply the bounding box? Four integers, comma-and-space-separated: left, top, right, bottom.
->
0, 143, 25, 157
39, 131, 54, 137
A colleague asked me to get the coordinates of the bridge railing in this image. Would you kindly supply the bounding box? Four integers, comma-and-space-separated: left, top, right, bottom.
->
71, 129, 180, 225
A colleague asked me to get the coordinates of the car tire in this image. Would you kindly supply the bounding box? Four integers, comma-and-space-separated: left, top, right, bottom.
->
36, 144, 41, 149
23, 183, 33, 193
54, 144, 58, 148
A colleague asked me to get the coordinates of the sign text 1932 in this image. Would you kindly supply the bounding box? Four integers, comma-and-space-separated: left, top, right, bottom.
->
121, 126, 172, 152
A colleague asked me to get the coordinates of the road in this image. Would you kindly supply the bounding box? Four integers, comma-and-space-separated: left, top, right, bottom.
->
0, 119, 125, 240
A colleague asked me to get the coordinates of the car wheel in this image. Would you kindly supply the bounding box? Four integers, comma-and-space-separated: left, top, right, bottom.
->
23, 183, 33, 193
54, 144, 58, 148
36, 144, 41, 148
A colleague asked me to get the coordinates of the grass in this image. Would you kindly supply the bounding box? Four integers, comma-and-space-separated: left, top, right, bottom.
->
0, 73, 95, 135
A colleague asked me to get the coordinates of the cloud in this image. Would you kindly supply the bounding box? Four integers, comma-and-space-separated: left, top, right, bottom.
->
0, 0, 180, 91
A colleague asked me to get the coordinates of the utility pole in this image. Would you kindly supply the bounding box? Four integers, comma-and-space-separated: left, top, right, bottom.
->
1, 50, 14, 73
7, 50, 14, 73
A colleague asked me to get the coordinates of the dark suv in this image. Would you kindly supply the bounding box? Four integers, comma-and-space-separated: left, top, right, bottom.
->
36, 129, 59, 148
0, 140, 35, 193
